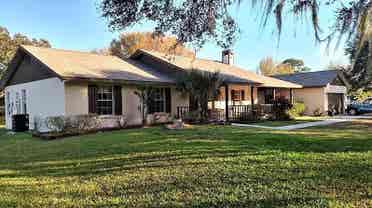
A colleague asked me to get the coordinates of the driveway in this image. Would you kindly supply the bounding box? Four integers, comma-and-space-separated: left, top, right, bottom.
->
232, 115, 372, 130
332, 114, 372, 120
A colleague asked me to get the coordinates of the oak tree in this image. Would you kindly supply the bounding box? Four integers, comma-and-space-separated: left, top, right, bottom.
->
101, 0, 371, 88
102, 32, 195, 58
0, 26, 51, 67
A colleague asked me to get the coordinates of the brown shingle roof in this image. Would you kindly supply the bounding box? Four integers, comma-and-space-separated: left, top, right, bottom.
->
132, 50, 302, 89
273, 70, 347, 87
4, 46, 301, 89
21, 45, 174, 83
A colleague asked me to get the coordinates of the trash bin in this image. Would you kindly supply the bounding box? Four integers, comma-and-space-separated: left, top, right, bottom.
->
12, 114, 29, 132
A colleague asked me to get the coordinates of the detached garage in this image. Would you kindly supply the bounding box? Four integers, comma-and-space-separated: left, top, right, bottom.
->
275, 70, 350, 116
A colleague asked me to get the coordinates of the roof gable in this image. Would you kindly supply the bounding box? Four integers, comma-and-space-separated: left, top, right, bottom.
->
131, 50, 302, 89
23, 46, 175, 83
7, 53, 58, 86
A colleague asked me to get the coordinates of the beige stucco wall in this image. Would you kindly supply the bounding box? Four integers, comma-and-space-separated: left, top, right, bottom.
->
122, 86, 143, 126
276, 89, 290, 99
293, 87, 327, 115
65, 83, 89, 115
64, 83, 188, 126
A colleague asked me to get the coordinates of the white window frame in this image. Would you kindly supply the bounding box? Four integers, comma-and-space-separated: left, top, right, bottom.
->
21, 89, 27, 114
6, 91, 11, 116
96, 86, 115, 115
150, 88, 166, 113
15, 92, 21, 114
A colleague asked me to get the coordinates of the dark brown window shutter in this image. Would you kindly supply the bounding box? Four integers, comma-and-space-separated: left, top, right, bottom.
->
114, 86, 122, 115
88, 85, 97, 114
241, 90, 245, 100
165, 88, 171, 113
231, 90, 235, 101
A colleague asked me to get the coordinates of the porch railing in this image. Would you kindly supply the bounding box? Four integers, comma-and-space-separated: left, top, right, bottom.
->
229, 105, 253, 121
176, 104, 275, 122
176, 106, 225, 121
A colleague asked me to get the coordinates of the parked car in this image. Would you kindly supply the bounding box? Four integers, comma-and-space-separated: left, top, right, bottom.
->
347, 97, 372, 115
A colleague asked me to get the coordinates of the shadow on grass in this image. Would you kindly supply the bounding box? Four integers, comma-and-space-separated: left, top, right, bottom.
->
0, 122, 371, 207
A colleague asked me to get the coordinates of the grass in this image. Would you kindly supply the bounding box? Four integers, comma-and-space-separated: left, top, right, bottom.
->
0, 121, 371, 207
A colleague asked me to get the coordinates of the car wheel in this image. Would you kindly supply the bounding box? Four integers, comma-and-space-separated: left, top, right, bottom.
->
349, 109, 357, 116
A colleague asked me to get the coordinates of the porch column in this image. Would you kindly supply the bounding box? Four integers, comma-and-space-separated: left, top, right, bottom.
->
251, 85, 255, 113
289, 88, 294, 104
225, 84, 229, 122
273, 88, 276, 101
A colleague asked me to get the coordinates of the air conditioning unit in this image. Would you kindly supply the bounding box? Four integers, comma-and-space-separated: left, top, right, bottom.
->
12, 114, 29, 132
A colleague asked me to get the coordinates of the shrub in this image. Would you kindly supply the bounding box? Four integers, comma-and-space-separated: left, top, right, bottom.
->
351, 89, 372, 102
182, 110, 201, 123
238, 111, 258, 121
74, 114, 101, 131
42, 114, 127, 138
46, 116, 66, 133
313, 108, 323, 117
271, 98, 292, 121
288, 102, 305, 118
146, 113, 172, 125
32, 116, 44, 133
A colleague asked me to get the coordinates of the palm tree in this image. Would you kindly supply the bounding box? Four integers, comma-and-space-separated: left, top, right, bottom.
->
176, 69, 224, 121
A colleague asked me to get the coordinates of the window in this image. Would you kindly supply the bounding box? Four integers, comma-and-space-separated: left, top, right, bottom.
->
6, 92, 10, 116
96, 86, 113, 115
231, 90, 245, 101
15, 92, 21, 114
149, 88, 166, 113
21, 89, 27, 114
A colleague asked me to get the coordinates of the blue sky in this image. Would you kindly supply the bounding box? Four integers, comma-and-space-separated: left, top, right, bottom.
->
0, 0, 348, 72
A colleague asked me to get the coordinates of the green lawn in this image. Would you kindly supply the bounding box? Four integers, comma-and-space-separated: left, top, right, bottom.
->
0, 121, 371, 207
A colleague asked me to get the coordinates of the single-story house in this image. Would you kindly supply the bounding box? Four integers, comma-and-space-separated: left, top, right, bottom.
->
274, 70, 350, 115
1, 45, 302, 131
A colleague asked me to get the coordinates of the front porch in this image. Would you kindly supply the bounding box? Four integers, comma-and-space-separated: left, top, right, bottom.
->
177, 84, 295, 122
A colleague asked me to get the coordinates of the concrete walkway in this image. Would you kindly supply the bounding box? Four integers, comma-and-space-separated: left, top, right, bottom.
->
231, 118, 349, 131
332, 115, 372, 120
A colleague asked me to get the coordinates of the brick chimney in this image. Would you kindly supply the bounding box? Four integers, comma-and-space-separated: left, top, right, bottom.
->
222, 49, 234, 65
